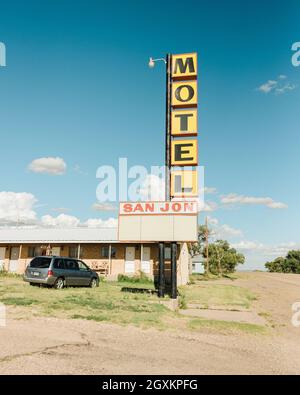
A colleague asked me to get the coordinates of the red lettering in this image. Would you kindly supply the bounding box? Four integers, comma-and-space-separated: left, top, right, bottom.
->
123, 203, 133, 213
133, 203, 144, 212
184, 202, 195, 212
145, 203, 154, 212
160, 202, 169, 212
172, 202, 182, 212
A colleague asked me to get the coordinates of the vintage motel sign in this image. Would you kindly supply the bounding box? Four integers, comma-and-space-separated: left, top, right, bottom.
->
171, 80, 197, 108
171, 109, 197, 137
170, 170, 198, 198
172, 53, 197, 80
171, 139, 198, 166
170, 52, 198, 198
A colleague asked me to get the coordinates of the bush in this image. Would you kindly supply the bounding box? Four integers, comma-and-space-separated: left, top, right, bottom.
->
0, 269, 22, 278
265, 250, 300, 273
117, 271, 153, 284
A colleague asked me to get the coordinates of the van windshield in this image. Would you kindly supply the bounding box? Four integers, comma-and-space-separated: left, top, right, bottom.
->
30, 257, 51, 269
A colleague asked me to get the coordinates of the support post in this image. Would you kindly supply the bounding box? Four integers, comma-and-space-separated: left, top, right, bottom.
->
158, 242, 165, 298
108, 244, 112, 275
165, 53, 172, 201
77, 243, 81, 259
171, 242, 177, 299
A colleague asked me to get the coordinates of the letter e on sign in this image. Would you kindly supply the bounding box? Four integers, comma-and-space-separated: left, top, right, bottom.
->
172, 53, 197, 80
171, 139, 198, 166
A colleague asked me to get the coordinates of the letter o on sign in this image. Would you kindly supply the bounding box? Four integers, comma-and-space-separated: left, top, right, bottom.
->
175, 84, 194, 102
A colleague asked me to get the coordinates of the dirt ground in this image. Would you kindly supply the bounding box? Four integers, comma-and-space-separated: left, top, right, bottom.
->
0, 272, 300, 375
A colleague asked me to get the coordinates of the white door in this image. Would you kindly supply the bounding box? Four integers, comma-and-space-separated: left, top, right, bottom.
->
141, 246, 151, 274
125, 246, 135, 273
51, 247, 61, 256
0, 247, 6, 271
9, 247, 20, 273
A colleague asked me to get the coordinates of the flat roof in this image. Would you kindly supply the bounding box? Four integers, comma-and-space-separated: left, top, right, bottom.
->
0, 228, 118, 243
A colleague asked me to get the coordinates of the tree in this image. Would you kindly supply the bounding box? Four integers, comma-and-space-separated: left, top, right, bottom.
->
188, 225, 212, 258
204, 240, 245, 275
265, 250, 300, 273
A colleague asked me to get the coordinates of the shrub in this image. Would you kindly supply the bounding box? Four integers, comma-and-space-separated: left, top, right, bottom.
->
117, 271, 153, 284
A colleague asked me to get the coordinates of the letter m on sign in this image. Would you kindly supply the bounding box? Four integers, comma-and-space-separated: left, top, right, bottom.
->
172, 53, 197, 80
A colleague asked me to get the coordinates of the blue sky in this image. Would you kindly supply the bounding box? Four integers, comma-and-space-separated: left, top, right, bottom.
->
0, 0, 299, 269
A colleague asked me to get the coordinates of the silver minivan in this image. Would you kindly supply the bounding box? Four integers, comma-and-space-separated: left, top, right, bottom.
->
23, 256, 99, 289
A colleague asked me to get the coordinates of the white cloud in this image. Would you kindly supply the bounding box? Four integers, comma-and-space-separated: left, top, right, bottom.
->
220, 193, 287, 209
207, 216, 243, 239
257, 80, 277, 93
0, 192, 37, 225
0, 191, 117, 229
232, 240, 300, 258
84, 217, 117, 228
28, 157, 66, 175
257, 75, 296, 95
92, 202, 117, 212
275, 82, 296, 95
41, 214, 80, 228
198, 200, 218, 212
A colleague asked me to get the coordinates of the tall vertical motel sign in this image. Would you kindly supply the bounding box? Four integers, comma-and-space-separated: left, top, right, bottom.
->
166, 53, 198, 200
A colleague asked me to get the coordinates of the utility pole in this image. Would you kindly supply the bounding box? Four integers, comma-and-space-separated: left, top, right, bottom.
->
205, 216, 209, 274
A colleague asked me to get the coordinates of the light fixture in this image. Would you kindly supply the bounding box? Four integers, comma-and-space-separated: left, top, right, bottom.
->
148, 57, 155, 68
148, 57, 167, 68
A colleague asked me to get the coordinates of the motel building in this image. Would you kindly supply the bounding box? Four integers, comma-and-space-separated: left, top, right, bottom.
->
0, 227, 190, 286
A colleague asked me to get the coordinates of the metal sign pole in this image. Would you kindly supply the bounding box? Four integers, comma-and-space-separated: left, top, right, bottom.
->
165, 53, 172, 202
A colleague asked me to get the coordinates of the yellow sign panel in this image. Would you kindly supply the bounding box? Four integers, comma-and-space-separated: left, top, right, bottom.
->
171, 170, 198, 197
171, 139, 198, 166
171, 109, 197, 136
172, 53, 197, 80
172, 80, 197, 108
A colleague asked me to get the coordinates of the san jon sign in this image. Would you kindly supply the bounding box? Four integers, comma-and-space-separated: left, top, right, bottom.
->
118, 52, 199, 298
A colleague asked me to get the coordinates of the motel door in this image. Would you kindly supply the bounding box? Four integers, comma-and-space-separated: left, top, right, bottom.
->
141, 246, 151, 274
0, 247, 5, 270
125, 246, 135, 273
9, 247, 20, 273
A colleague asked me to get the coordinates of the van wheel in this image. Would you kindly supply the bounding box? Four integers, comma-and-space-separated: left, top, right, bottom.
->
89, 278, 98, 288
30, 282, 39, 287
54, 278, 64, 289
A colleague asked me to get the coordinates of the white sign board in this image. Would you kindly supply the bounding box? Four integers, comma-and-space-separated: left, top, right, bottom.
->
118, 201, 198, 242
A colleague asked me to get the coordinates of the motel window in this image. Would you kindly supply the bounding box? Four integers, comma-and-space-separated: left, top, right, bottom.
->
28, 246, 41, 258
69, 246, 78, 258
69, 246, 84, 259
101, 246, 117, 259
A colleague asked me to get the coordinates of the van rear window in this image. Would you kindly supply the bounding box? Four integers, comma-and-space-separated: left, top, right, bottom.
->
30, 257, 51, 268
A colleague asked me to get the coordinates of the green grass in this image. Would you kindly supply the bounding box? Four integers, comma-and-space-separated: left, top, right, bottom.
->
181, 283, 256, 309
189, 273, 237, 282
188, 318, 266, 334
0, 275, 261, 333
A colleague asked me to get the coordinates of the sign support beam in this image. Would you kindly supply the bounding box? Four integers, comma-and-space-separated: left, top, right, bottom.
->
158, 242, 165, 298
171, 242, 177, 299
